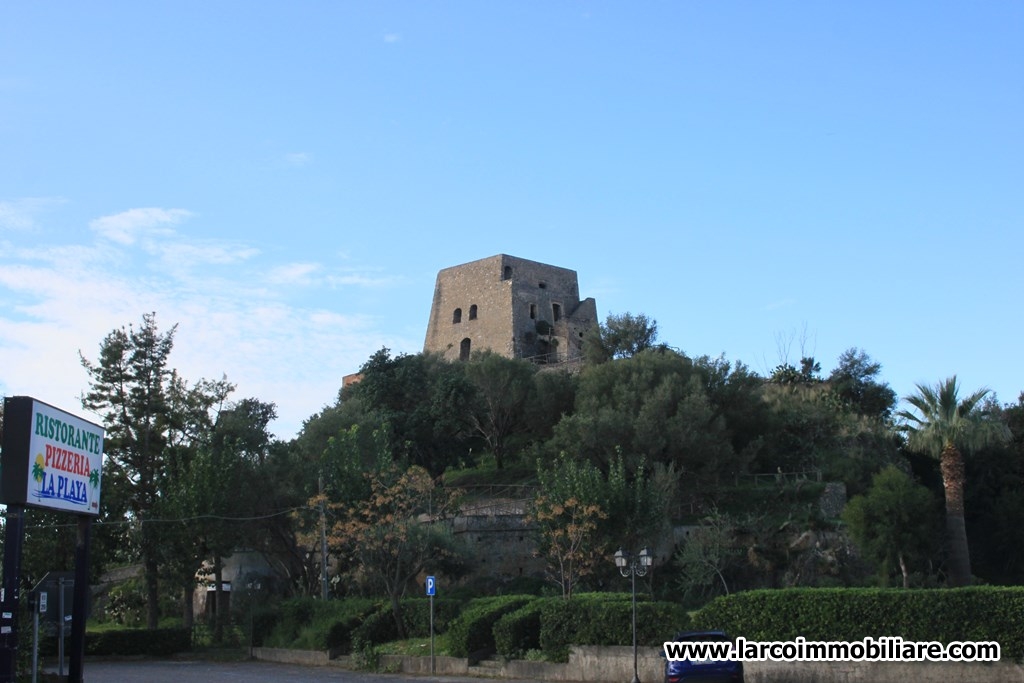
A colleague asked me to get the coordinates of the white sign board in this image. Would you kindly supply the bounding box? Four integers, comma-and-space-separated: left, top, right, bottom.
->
1, 397, 104, 515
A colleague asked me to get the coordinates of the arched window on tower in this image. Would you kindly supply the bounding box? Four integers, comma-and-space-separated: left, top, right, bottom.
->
460, 338, 471, 361
453, 308, 462, 324
469, 304, 478, 320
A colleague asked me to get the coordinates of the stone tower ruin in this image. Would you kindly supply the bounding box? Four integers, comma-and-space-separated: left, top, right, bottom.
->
423, 254, 598, 363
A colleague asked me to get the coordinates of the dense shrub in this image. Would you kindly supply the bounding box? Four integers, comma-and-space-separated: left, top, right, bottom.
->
493, 598, 546, 659
320, 601, 380, 653
446, 595, 535, 658
399, 598, 466, 637
692, 587, 1024, 660
348, 598, 464, 649
259, 597, 378, 652
250, 604, 280, 647
86, 628, 192, 656
539, 594, 687, 662
350, 607, 396, 650
104, 580, 147, 627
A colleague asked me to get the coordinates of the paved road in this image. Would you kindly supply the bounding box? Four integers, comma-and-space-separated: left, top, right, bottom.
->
47, 660, 546, 683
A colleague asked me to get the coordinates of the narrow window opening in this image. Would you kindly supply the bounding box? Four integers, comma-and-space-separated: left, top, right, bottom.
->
529, 304, 536, 320
552, 303, 561, 321
453, 308, 462, 324
460, 338, 471, 361
502, 266, 512, 280
469, 304, 478, 320
538, 281, 547, 289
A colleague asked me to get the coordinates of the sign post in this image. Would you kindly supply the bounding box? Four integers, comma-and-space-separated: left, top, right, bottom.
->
0, 397, 103, 683
0, 507, 26, 682
426, 576, 436, 674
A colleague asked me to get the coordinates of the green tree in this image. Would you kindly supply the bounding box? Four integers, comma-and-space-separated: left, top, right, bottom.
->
527, 494, 607, 599
551, 349, 741, 487
149, 371, 236, 630
692, 354, 771, 461
673, 509, 741, 604
351, 349, 476, 475
190, 398, 277, 641
769, 357, 822, 385
842, 465, 939, 587
827, 348, 897, 419
329, 464, 465, 638
524, 367, 578, 443
464, 351, 536, 469
896, 376, 1011, 586
533, 452, 675, 594
962, 393, 1024, 584
80, 313, 177, 629
582, 312, 660, 364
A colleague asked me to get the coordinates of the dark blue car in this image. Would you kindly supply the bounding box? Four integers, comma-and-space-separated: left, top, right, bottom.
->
664, 630, 744, 683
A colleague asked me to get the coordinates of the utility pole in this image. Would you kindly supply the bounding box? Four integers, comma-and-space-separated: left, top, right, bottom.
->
319, 476, 329, 600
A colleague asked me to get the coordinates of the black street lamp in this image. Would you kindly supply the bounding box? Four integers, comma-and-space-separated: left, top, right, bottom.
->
614, 547, 653, 683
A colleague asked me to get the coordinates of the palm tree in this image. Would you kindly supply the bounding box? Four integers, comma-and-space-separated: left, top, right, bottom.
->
897, 376, 1011, 586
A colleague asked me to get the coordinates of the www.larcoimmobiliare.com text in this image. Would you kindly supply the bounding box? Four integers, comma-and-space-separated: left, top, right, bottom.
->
664, 636, 1000, 662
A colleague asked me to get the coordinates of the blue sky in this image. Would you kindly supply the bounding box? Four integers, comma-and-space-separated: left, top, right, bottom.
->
2, 2, 1022, 440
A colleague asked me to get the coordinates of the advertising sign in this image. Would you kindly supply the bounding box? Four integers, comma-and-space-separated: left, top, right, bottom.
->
1, 397, 103, 516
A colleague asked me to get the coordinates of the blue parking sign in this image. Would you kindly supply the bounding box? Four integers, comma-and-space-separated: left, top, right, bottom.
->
425, 576, 436, 596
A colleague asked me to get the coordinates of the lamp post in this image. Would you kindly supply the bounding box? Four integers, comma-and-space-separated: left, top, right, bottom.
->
614, 547, 652, 683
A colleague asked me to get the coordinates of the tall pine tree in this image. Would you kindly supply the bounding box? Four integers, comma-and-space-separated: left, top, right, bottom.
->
81, 313, 176, 628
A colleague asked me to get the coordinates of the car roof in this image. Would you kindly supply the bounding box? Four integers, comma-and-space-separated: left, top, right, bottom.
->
672, 630, 730, 640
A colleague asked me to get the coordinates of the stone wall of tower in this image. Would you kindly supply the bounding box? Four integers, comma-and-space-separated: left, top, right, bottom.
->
423, 254, 597, 363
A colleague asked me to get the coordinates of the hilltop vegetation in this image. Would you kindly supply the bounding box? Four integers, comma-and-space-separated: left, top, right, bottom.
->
4, 312, 1022, 640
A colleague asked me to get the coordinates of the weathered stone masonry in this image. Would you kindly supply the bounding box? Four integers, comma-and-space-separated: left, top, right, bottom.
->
423, 254, 598, 363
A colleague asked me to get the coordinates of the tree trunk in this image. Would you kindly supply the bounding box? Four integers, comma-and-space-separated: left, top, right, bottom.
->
214, 553, 226, 644
898, 552, 909, 589
940, 443, 972, 587
145, 555, 160, 630
390, 592, 407, 640
182, 584, 194, 630
493, 441, 505, 470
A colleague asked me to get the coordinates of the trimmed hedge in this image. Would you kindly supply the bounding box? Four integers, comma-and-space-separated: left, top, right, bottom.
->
692, 587, 1024, 661
350, 606, 397, 648
539, 594, 688, 662
446, 595, 535, 658
324, 602, 381, 653
493, 599, 546, 659
258, 597, 378, 651
86, 627, 192, 656
400, 598, 465, 637
351, 598, 466, 648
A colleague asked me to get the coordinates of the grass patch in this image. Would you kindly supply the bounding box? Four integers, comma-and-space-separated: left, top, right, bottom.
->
443, 462, 536, 488
375, 636, 451, 657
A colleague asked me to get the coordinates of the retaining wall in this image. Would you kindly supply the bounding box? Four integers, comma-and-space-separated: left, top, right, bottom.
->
251, 645, 1024, 682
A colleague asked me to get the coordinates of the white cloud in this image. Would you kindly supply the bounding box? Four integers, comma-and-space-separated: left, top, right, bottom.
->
268, 262, 322, 285
384, 33, 401, 43
326, 273, 401, 288
284, 152, 312, 167
0, 223, 411, 439
89, 207, 193, 245
0, 197, 66, 231
157, 241, 260, 268
763, 298, 797, 311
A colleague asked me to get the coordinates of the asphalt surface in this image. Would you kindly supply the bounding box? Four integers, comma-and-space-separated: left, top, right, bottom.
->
45, 660, 547, 683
